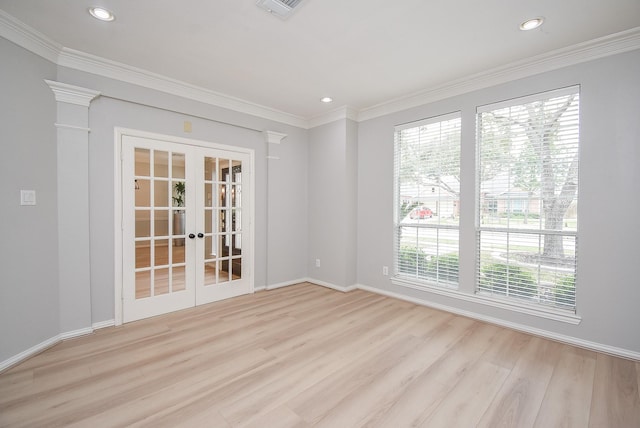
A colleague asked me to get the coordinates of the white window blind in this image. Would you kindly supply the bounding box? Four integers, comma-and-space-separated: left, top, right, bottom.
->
476, 87, 580, 311
394, 113, 461, 288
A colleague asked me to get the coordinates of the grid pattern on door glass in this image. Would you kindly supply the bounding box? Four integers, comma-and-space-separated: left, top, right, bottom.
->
134, 148, 187, 299
204, 157, 242, 285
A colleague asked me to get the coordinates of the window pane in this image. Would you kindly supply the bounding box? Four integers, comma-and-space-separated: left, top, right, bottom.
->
394, 113, 461, 288
477, 88, 579, 311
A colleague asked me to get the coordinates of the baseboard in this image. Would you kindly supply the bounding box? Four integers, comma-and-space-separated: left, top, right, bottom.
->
59, 327, 94, 341
265, 278, 308, 290
92, 319, 115, 330
306, 277, 358, 293
0, 335, 61, 373
1, 324, 102, 373
356, 283, 640, 361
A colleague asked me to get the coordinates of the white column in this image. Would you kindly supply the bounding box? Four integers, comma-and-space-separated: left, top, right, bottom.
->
46, 80, 100, 335
263, 131, 287, 287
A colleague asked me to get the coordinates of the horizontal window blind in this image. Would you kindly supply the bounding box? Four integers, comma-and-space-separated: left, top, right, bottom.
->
394, 113, 461, 288
476, 89, 580, 311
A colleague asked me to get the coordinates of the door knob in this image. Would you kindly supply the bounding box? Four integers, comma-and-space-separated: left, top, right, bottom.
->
188, 233, 196, 239
197, 233, 204, 238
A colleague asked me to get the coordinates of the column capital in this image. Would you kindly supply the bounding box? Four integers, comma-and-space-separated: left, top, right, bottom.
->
263, 131, 287, 144
45, 80, 100, 106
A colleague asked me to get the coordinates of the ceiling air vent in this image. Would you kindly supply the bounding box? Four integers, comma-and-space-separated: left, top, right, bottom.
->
256, 0, 304, 19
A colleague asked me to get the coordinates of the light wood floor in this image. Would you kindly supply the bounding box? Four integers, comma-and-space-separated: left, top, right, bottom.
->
1, 283, 639, 427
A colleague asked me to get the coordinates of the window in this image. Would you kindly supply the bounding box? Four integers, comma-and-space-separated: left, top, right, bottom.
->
476, 87, 580, 311
394, 113, 461, 287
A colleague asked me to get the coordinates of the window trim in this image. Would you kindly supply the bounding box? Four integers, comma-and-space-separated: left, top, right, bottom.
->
391, 276, 581, 324
475, 86, 580, 313
390, 87, 582, 324
393, 111, 461, 288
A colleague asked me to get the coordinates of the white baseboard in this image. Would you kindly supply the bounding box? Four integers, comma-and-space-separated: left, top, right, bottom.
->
0, 335, 61, 373
305, 277, 358, 293
356, 283, 640, 361
92, 319, 115, 330
265, 278, 308, 290
0, 322, 111, 372
59, 327, 94, 341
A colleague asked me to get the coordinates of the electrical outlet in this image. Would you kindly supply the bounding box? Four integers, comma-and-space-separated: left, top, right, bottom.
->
315, 259, 321, 268
382, 266, 389, 276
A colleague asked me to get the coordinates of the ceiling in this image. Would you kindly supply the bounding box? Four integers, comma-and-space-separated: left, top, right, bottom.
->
1, 0, 639, 123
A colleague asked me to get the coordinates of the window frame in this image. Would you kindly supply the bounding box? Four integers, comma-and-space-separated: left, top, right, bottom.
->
389, 87, 582, 325
393, 112, 461, 290
475, 86, 580, 314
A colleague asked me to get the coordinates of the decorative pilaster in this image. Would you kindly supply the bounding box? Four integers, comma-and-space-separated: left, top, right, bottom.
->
264, 131, 287, 160
46, 80, 100, 334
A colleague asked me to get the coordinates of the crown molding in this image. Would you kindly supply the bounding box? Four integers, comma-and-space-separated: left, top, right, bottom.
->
308, 105, 359, 128
358, 27, 640, 122
0, 10, 308, 129
57, 47, 309, 129
0, 9, 60, 63
2, 9, 639, 129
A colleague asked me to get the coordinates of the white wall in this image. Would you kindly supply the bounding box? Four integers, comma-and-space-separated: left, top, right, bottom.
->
357, 49, 640, 355
0, 38, 59, 363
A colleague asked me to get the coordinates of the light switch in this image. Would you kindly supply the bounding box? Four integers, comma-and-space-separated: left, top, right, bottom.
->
20, 190, 36, 206
184, 120, 192, 133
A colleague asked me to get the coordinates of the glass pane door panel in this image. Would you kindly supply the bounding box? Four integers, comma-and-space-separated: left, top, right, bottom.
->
136, 271, 151, 299
204, 183, 213, 207
155, 268, 169, 295
132, 146, 190, 302
136, 244, 150, 269
135, 180, 150, 207
172, 153, 185, 179
135, 148, 150, 176
135, 210, 150, 237
154, 151, 169, 177
154, 239, 169, 266
204, 261, 217, 285
205, 210, 213, 234
172, 242, 185, 263
204, 157, 216, 181
173, 266, 186, 291
154, 210, 169, 236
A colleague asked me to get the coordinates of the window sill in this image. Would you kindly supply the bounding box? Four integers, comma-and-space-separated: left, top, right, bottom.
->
391, 276, 581, 325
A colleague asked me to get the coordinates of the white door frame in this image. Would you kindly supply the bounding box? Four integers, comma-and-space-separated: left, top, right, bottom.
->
114, 127, 255, 326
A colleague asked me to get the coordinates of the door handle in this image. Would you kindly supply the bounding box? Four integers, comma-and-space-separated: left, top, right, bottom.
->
188, 233, 196, 239
197, 233, 204, 238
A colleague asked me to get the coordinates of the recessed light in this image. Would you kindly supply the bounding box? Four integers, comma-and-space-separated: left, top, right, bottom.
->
519, 17, 544, 31
89, 7, 115, 22
320, 97, 333, 103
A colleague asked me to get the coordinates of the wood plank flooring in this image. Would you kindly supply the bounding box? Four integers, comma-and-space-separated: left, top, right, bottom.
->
1, 283, 639, 427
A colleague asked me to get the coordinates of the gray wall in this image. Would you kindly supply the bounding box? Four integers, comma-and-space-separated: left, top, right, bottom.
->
308, 119, 358, 287
357, 49, 640, 354
2, 33, 639, 364
1, 38, 309, 364
0, 38, 59, 362
63, 70, 310, 323
266, 131, 309, 286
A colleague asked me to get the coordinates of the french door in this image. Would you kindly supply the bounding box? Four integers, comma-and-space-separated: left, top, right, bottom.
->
121, 134, 252, 322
